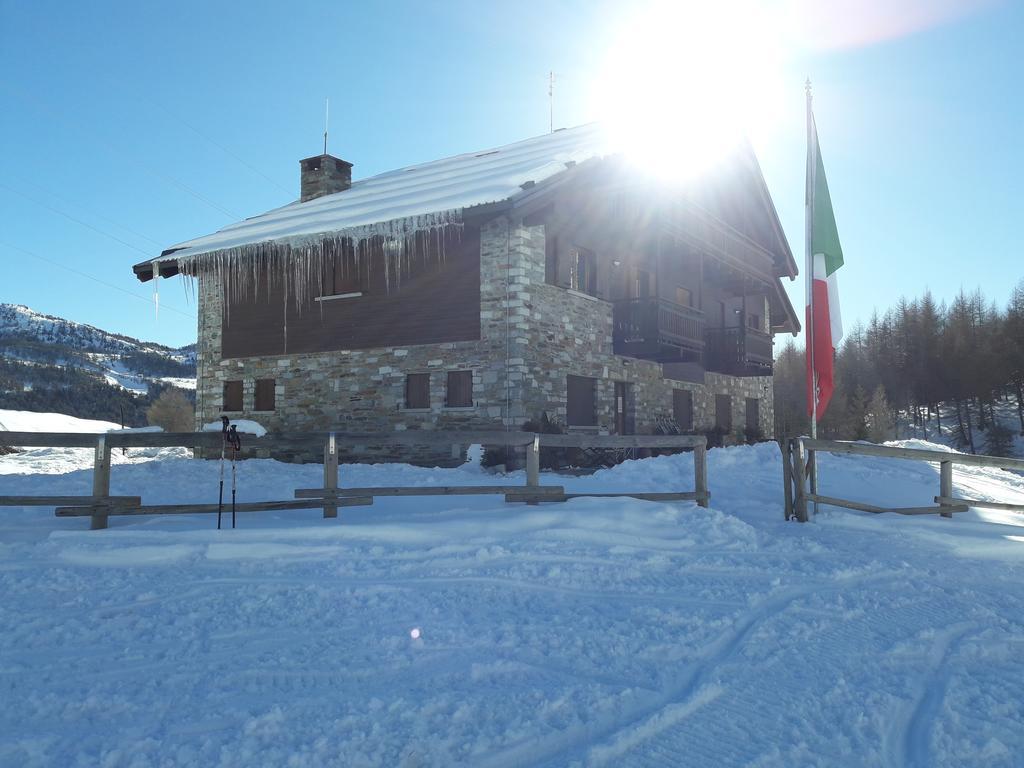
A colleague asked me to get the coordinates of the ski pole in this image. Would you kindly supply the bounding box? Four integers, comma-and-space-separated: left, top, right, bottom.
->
229, 424, 240, 529
218, 416, 229, 530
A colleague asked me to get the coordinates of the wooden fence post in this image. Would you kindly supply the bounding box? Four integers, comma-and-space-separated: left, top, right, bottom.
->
793, 438, 808, 523
323, 432, 338, 519
694, 439, 709, 508
91, 435, 111, 530
525, 435, 540, 505
526, 435, 540, 487
939, 460, 953, 518
781, 439, 794, 520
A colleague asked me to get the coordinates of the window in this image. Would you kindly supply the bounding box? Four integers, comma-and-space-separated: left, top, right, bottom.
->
405, 373, 430, 409
545, 234, 558, 285
632, 269, 652, 299
569, 246, 597, 297
676, 286, 694, 308
673, 389, 694, 431
321, 246, 367, 298
446, 370, 473, 407
746, 398, 760, 433
223, 380, 243, 412
567, 375, 597, 426
748, 313, 761, 330
254, 379, 275, 411
715, 394, 732, 431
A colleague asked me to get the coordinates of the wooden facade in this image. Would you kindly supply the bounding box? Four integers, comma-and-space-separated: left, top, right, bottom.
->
533, 176, 793, 377
221, 228, 481, 359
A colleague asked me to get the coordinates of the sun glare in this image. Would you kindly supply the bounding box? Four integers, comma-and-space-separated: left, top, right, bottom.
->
591, 0, 790, 184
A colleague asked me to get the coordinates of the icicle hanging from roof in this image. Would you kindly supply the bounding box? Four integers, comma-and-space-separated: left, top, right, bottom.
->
171, 209, 463, 320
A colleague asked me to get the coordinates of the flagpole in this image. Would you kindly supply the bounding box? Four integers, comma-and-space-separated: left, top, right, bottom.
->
805, 79, 819, 515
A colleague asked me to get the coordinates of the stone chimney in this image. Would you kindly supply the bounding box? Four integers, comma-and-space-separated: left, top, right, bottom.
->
300, 154, 353, 202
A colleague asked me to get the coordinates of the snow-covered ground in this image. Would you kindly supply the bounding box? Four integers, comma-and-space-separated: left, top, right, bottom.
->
0, 409, 185, 475
1, 436, 1023, 766
898, 398, 1024, 457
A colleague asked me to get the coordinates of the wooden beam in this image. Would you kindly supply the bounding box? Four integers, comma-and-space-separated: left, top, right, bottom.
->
693, 443, 709, 508
505, 491, 705, 504
0, 430, 544, 451
890, 505, 968, 516
806, 493, 967, 516
806, 493, 887, 515
323, 433, 338, 519
0, 429, 708, 452
539, 434, 704, 449
936, 496, 1024, 513
939, 460, 953, 518
91, 436, 111, 530
802, 439, 1024, 472
780, 440, 793, 520
295, 485, 566, 498
0, 495, 141, 507
55, 498, 373, 517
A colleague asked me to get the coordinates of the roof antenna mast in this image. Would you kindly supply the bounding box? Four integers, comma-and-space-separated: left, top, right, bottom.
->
323, 98, 329, 155
548, 71, 555, 133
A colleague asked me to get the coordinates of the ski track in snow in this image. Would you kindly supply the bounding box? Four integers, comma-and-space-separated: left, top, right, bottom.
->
1, 441, 1023, 766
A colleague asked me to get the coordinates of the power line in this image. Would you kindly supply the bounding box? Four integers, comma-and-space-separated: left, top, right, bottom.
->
0, 181, 154, 258
10, 171, 164, 248
2, 82, 242, 220
143, 101, 291, 195
0, 240, 195, 320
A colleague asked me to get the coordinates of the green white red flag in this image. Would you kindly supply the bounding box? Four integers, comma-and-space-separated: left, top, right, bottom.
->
806, 110, 844, 421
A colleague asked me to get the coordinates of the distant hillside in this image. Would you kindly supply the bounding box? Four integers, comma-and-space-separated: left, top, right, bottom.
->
0, 304, 196, 427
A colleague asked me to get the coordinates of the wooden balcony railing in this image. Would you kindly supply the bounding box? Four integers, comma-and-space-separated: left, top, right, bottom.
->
613, 298, 704, 360
704, 327, 773, 375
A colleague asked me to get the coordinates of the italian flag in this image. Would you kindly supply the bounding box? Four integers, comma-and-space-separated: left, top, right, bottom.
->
806, 112, 844, 421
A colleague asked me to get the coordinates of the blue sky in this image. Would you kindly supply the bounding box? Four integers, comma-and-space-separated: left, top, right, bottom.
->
1, 0, 1020, 349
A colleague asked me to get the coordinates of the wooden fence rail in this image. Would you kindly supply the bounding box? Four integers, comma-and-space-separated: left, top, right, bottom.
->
0, 429, 710, 530
781, 437, 1024, 522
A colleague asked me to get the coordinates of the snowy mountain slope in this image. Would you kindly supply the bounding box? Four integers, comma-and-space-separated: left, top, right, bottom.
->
0, 303, 196, 394
0, 441, 1021, 766
0, 304, 196, 426
0, 303, 193, 360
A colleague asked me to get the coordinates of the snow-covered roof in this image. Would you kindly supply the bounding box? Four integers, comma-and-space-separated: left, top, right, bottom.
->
160, 123, 611, 263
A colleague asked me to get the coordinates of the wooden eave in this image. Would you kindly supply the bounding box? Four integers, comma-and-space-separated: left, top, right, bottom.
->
133, 248, 183, 283
741, 141, 799, 280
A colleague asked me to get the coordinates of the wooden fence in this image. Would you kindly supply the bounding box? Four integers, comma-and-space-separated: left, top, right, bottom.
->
781, 437, 1024, 522
0, 430, 709, 530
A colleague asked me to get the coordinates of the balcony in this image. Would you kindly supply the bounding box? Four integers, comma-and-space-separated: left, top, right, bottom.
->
704, 327, 774, 376
613, 298, 704, 362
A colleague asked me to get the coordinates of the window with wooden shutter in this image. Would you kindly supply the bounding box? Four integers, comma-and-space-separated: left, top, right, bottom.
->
254, 379, 275, 411
569, 247, 597, 297
446, 370, 473, 407
223, 380, 243, 412
320, 246, 368, 298
673, 389, 694, 431
745, 397, 759, 432
405, 373, 430, 409
545, 234, 558, 285
566, 375, 597, 426
715, 394, 732, 431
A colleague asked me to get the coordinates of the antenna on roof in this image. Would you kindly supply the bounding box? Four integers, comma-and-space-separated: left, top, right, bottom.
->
548, 71, 555, 133
323, 98, 329, 155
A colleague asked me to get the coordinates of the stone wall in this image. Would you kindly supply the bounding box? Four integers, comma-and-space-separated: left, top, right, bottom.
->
195, 219, 522, 462
514, 223, 775, 442
194, 214, 776, 463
